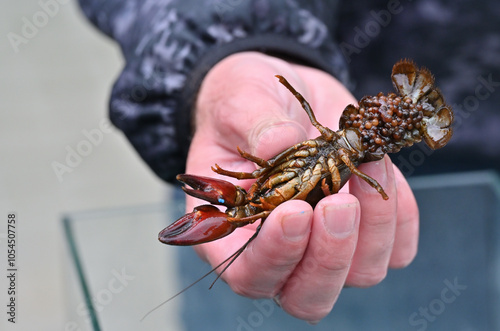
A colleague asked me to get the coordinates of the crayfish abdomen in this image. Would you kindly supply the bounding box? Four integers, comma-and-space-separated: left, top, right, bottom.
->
159, 59, 453, 247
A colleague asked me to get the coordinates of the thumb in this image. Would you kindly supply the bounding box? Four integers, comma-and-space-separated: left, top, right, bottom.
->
247, 119, 308, 161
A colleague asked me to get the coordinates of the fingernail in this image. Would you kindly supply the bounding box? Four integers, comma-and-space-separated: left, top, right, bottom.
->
357, 157, 388, 194
251, 121, 307, 157
307, 320, 321, 325
281, 211, 311, 242
256, 122, 306, 145
273, 295, 282, 308
324, 203, 357, 238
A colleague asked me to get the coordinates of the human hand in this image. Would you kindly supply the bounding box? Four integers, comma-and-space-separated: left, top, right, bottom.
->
184, 52, 419, 322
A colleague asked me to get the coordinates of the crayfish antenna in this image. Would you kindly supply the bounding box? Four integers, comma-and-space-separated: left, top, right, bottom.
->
141, 221, 263, 322
209, 222, 262, 289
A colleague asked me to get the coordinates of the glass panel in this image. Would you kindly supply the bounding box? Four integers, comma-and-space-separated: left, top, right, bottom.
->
64, 200, 186, 331
64, 171, 500, 330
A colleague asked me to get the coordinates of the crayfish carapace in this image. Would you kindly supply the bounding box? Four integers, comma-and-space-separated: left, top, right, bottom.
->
159, 59, 453, 274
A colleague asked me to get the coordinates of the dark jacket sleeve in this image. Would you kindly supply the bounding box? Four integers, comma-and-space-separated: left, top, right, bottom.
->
78, 0, 349, 182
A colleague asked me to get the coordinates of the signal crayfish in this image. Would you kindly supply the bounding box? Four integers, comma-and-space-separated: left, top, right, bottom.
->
159, 59, 453, 280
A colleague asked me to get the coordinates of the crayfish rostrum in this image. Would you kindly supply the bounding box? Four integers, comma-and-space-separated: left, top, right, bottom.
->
159, 59, 453, 250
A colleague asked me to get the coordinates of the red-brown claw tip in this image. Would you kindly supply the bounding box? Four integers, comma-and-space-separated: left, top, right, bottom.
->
177, 174, 240, 207
159, 205, 238, 245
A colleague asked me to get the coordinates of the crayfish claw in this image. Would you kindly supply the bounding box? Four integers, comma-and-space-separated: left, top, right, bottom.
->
176, 174, 246, 207
159, 205, 238, 245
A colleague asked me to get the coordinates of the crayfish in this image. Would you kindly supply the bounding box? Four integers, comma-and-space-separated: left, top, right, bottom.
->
159, 59, 453, 280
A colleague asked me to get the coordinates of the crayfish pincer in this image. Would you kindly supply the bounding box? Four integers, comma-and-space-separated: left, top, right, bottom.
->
159, 59, 453, 249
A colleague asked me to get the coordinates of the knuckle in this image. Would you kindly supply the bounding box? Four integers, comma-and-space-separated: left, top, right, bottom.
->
225, 262, 290, 298
282, 299, 332, 322
365, 213, 397, 231
230, 282, 258, 298
229, 277, 278, 299
261, 250, 303, 270
230, 283, 260, 298
389, 249, 417, 269
306, 237, 353, 274
349, 268, 388, 287
222, 264, 258, 297
389, 257, 412, 269
226, 270, 265, 298
318, 255, 352, 274
250, 236, 305, 271
398, 211, 419, 229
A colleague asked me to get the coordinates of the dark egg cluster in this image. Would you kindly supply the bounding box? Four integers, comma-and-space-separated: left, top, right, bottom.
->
341, 92, 425, 155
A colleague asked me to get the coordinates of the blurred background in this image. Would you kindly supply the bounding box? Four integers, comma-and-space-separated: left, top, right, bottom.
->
1, 1, 499, 331
0, 1, 180, 330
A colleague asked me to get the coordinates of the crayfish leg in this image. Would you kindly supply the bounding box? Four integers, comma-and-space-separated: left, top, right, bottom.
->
237, 147, 269, 168
291, 163, 322, 200
328, 157, 341, 194
338, 149, 389, 200
228, 210, 271, 224
262, 171, 297, 189
321, 178, 331, 197
212, 164, 256, 179
275, 75, 338, 142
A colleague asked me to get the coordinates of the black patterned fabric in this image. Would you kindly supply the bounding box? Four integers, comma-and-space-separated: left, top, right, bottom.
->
78, 0, 349, 182
78, 0, 500, 181
337, 0, 500, 175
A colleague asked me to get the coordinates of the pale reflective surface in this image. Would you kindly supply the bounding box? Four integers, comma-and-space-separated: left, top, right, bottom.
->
66, 171, 500, 331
